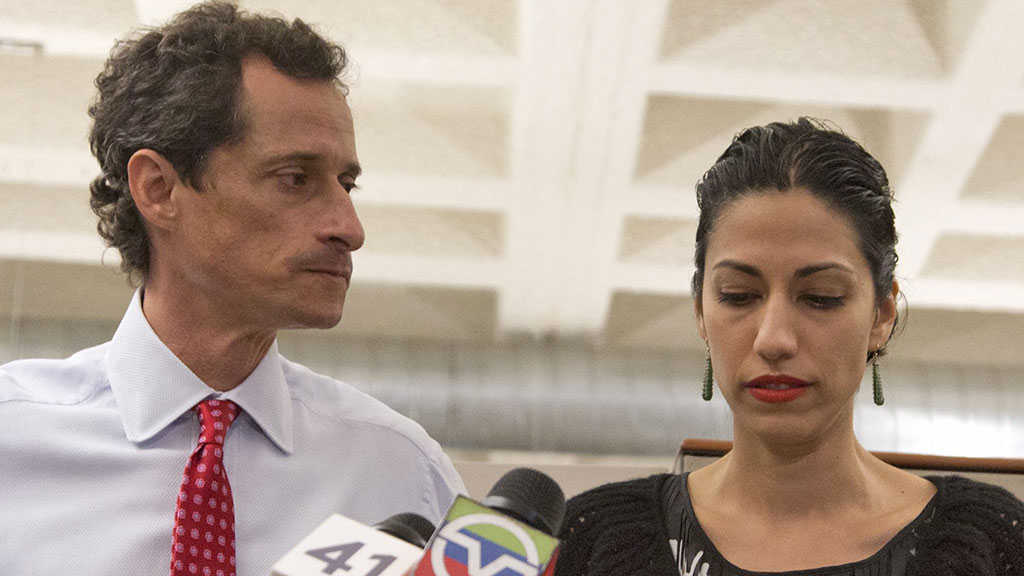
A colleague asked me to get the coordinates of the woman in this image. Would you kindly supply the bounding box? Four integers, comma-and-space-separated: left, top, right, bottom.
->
556, 118, 1024, 576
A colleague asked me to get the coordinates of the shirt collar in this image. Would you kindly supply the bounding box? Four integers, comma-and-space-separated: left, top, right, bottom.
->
105, 288, 294, 453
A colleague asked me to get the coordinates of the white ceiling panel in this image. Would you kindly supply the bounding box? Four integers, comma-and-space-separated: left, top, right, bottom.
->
1, 0, 1023, 365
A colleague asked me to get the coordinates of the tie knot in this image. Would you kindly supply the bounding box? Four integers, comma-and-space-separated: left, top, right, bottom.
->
195, 399, 239, 446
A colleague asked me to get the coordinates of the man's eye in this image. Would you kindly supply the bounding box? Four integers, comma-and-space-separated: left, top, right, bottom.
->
802, 294, 844, 309
718, 292, 757, 306
279, 172, 308, 187
339, 177, 359, 193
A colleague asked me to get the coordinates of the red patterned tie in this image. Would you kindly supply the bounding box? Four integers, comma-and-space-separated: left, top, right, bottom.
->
170, 399, 240, 576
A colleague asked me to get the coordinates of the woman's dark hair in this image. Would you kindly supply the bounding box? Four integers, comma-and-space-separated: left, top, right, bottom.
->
692, 117, 900, 354
88, 1, 348, 282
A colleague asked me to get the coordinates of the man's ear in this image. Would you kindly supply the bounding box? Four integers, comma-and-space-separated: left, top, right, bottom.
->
126, 149, 184, 232
870, 280, 900, 350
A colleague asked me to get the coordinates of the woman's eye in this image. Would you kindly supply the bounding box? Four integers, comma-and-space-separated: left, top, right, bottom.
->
718, 292, 758, 306
802, 294, 844, 309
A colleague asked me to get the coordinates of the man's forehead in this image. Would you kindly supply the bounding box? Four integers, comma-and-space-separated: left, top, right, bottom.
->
234, 57, 353, 143
239, 56, 347, 113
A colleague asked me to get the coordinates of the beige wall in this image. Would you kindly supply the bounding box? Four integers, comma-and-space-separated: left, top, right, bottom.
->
451, 452, 671, 499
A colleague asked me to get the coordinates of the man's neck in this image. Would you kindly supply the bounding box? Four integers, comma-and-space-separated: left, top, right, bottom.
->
140, 281, 276, 392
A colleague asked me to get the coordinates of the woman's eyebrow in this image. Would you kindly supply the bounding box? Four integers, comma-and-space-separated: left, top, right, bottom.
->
711, 260, 761, 278
795, 263, 855, 278
711, 260, 855, 279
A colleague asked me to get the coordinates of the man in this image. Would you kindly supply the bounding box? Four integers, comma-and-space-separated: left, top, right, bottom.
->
0, 3, 465, 574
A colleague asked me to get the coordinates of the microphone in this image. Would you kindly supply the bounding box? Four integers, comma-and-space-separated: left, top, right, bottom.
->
480, 467, 565, 535
271, 512, 435, 576
374, 513, 436, 549
406, 467, 565, 576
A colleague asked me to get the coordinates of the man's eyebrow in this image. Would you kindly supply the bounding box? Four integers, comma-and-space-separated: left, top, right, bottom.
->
261, 152, 320, 166
261, 152, 362, 177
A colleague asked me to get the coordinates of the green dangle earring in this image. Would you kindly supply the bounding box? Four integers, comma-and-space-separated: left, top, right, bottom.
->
871, 350, 884, 406
702, 344, 714, 401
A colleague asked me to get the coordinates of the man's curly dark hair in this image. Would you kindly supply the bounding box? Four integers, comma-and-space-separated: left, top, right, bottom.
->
88, 1, 348, 282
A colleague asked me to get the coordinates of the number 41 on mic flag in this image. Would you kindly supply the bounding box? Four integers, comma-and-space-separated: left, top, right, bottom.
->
272, 514, 424, 576
407, 495, 559, 576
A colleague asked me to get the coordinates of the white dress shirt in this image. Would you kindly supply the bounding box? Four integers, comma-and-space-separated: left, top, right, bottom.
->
0, 289, 465, 575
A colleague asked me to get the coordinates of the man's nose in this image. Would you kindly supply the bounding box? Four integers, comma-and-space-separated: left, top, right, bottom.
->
322, 186, 365, 251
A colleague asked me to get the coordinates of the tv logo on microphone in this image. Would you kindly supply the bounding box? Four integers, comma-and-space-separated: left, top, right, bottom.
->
412, 497, 559, 576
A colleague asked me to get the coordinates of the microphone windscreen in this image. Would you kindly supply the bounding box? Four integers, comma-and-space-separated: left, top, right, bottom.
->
480, 467, 566, 535
372, 512, 435, 548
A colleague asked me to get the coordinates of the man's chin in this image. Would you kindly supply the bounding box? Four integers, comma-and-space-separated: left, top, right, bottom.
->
283, 302, 346, 330
306, 308, 345, 330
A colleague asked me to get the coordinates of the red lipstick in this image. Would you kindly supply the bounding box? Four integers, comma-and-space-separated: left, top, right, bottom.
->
744, 374, 810, 403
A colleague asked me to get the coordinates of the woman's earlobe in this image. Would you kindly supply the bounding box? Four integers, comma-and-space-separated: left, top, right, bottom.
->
694, 301, 708, 341
872, 281, 900, 343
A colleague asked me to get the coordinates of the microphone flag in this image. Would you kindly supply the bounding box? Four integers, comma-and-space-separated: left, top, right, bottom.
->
407, 495, 559, 576
272, 513, 425, 576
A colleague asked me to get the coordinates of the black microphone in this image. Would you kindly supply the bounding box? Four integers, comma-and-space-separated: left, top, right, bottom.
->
374, 512, 436, 548
405, 467, 565, 575
480, 467, 565, 535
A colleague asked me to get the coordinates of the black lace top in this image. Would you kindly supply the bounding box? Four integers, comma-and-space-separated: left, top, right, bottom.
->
661, 473, 935, 575
555, 473, 1024, 576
